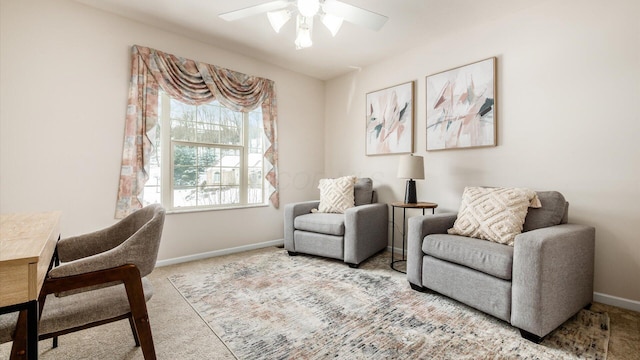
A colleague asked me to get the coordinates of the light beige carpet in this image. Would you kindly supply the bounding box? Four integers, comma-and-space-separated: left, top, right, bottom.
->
169, 249, 610, 360
2, 247, 634, 359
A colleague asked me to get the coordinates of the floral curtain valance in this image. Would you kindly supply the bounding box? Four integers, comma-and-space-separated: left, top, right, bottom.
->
115, 45, 279, 218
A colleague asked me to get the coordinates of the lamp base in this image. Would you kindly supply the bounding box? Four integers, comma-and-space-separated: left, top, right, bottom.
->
404, 179, 417, 204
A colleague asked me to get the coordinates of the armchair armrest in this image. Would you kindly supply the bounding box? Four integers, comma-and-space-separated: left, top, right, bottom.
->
49, 226, 158, 279
407, 213, 458, 287
284, 200, 320, 251
56, 223, 129, 262
511, 223, 595, 337
343, 203, 388, 265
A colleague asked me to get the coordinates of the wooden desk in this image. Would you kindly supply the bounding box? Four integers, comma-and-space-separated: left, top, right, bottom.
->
1, 212, 61, 360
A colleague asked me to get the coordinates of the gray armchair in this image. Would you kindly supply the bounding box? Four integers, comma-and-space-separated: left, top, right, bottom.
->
407, 191, 595, 342
0, 204, 165, 360
284, 178, 388, 268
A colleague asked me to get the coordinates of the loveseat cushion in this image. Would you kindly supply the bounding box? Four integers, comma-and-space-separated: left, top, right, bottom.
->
294, 213, 345, 236
422, 234, 514, 280
523, 191, 567, 232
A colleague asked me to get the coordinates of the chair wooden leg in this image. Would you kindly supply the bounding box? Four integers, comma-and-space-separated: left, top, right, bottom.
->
9, 310, 28, 360
123, 271, 156, 360
52, 336, 58, 348
128, 314, 141, 347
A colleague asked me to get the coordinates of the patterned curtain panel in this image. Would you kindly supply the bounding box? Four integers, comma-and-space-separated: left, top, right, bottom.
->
115, 45, 279, 218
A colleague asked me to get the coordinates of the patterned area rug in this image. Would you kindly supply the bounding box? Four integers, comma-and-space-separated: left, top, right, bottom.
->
168, 249, 609, 360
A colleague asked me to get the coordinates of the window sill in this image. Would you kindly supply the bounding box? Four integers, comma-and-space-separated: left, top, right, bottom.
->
166, 203, 270, 215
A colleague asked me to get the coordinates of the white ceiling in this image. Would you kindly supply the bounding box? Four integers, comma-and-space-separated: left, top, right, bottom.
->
75, 0, 538, 80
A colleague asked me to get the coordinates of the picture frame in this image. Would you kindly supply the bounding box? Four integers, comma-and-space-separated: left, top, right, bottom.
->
426, 57, 497, 151
365, 81, 415, 156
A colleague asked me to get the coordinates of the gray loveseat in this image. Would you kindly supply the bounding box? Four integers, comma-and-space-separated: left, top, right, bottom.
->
284, 178, 388, 268
407, 191, 595, 342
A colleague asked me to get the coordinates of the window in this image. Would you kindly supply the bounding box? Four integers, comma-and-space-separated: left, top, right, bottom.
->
143, 92, 267, 211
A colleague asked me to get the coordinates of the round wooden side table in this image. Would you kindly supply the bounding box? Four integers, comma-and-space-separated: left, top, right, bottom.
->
390, 201, 438, 273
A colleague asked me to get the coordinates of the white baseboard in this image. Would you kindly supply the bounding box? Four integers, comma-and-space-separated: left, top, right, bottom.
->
594, 292, 640, 312
155, 238, 284, 267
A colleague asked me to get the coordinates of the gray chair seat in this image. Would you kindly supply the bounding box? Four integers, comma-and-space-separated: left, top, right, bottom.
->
294, 213, 345, 236
423, 234, 514, 280
0, 278, 153, 343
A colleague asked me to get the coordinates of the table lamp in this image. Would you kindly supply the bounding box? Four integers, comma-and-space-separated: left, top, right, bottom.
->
397, 154, 424, 204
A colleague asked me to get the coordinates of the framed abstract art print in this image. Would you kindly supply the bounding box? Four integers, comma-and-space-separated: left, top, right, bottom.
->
366, 81, 414, 156
426, 57, 497, 151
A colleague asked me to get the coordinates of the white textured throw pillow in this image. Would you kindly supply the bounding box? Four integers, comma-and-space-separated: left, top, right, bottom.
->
314, 176, 357, 213
448, 187, 541, 246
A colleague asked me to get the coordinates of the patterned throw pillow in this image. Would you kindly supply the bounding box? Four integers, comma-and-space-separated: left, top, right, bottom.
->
448, 187, 541, 246
313, 176, 357, 213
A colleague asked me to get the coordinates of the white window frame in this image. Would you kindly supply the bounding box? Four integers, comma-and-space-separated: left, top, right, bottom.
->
153, 92, 267, 213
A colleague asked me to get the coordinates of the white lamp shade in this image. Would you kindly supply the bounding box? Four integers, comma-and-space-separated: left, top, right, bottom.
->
397, 155, 425, 179
267, 10, 291, 33
321, 13, 343, 36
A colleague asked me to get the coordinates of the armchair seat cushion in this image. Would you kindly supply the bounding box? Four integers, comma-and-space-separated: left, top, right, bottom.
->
423, 234, 514, 280
294, 213, 345, 236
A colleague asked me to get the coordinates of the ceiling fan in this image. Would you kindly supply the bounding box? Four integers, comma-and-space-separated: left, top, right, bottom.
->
219, 0, 388, 49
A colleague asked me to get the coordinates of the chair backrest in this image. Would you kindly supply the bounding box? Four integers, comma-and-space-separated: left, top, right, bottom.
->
354, 178, 374, 206
118, 204, 165, 277
523, 191, 568, 232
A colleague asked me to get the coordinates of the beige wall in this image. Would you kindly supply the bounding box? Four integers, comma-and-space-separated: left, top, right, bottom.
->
1, 0, 638, 306
0, 0, 325, 260
325, 0, 640, 303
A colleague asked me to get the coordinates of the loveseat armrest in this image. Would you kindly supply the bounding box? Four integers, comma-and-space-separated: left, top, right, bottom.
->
407, 213, 458, 287
284, 200, 321, 252
344, 203, 388, 265
511, 223, 595, 338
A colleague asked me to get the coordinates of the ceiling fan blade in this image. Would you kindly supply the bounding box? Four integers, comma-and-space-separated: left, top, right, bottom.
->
322, 0, 388, 31
219, 1, 292, 21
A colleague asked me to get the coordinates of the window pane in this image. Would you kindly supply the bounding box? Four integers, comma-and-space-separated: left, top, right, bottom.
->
170, 99, 197, 142
197, 186, 217, 206
196, 123, 218, 143
171, 119, 196, 142
197, 104, 218, 124
199, 147, 217, 169
220, 186, 240, 204
173, 145, 198, 187
143, 119, 162, 206
219, 148, 240, 186
173, 187, 197, 207
248, 168, 263, 204
157, 92, 268, 210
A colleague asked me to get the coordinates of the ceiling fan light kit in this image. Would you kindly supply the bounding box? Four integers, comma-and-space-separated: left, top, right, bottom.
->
297, 0, 320, 17
267, 9, 292, 33
220, 0, 388, 49
294, 15, 313, 49
321, 12, 343, 37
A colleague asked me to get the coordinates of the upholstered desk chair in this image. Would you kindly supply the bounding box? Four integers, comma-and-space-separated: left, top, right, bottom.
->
0, 204, 165, 360
284, 177, 388, 268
